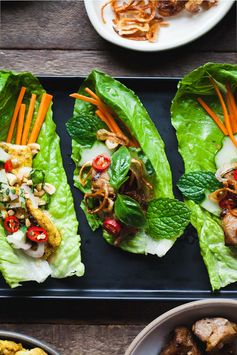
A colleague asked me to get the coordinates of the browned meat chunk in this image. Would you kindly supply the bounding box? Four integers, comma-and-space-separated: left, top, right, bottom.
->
221, 210, 237, 246
157, 0, 186, 17
160, 326, 201, 355
192, 318, 237, 352
210, 342, 237, 354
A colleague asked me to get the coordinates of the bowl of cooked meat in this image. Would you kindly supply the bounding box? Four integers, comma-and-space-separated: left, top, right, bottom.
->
125, 299, 237, 355
0, 331, 60, 355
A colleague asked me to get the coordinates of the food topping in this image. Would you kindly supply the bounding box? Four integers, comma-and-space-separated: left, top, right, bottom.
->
198, 78, 237, 149
92, 154, 111, 172
3, 216, 20, 233
4, 159, 13, 173
101, 0, 218, 43
70, 88, 139, 148
26, 226, 48, 243
103, 218, 121, 236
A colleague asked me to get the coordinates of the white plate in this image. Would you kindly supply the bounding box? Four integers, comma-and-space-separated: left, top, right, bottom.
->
84, 0, 235, 52
125, 299, 237, 355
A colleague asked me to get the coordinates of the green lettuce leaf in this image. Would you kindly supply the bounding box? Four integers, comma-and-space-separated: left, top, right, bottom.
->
171, 62, 237, 290
0, 70, 84, 287
69, 70, 189, 257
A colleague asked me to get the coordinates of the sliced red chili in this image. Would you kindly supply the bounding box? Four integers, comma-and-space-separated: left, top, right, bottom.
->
4, 216, 20, 233
92, 155, 111, 172
219, 198, 236, 210
233, 170, 237, 181
103, 218, 121, 236
26, 226, 48, 243
4, 160, 13, 173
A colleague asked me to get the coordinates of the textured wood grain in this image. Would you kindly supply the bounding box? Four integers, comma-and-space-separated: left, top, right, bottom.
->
0, 323, 144, 355
0, 1, 236, 355
1, 1, 236, 51
0, 49, 236, 76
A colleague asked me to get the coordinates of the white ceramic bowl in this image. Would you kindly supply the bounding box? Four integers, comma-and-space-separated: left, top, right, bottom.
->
0, 330, 60, 355
125, 299, 237, 355
84, 0, 234, 52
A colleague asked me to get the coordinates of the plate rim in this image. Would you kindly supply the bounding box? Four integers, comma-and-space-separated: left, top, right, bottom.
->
0, 330, 60, 355
84, 0, 235, 52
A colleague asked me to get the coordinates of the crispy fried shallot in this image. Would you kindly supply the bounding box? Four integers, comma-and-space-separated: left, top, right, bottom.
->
102, 0, 218, 42
97, 128, 129, 148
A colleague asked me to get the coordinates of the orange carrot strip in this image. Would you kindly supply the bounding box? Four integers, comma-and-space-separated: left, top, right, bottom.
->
226, 83, 237, 133
95, 109, 114, 132
69, 93, 98, 105
15, 104, 26, 145
84, 87, 125, 136
28, 93, 53, 144
226, 93, 236, 133
84, 87, 100, 101
210, 77, 237, 148
21, 93, 37, 145
197, 97, 227, 136
7, 87, 26, 143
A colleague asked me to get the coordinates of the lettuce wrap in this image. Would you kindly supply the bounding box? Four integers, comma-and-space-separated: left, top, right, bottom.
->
171, 63, 237, 290
67, 70, 190, 257
0, 70, 84, 288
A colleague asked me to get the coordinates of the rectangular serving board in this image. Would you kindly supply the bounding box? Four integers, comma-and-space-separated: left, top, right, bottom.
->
0, 76, 236, 300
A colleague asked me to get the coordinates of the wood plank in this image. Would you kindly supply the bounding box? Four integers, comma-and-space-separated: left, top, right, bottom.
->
0, 323, 144, 355
1, 1, 236, 51
0, 49, 236, 76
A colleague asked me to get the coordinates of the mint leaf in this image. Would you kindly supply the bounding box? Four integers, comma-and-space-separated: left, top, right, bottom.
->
109, 146, 131, 190
177, 171, 221, 203
114, 194, 145, 227
66, 113, 107, 147
146, 198, 190, 240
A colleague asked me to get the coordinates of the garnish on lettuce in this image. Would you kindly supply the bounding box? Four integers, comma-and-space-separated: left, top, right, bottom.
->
66, 113, 107, 147
171, 62, 237, 290
68, 70, 190, 258
146, 198, 191, 240
0, 70, 84, 287
109, 146, 131, 190
177, 171, 221, 203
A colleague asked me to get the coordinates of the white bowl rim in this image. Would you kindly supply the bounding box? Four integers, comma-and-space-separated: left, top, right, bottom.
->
125, 299, 237, 354
84, 0, 235, 52
0, 330, 60, 355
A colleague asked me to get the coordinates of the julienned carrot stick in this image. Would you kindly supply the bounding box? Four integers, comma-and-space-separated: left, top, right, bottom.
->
28, 93, 53, 144
69, 93, 98, 105
7, 87, 26, 143
197, 97, 228, 136
85, 87, 100, 101
209, 78, 237, 148
21, 93, 36, 145
95, 110, 114, 132
226, 83, 237, 133
15, 104, 26, 145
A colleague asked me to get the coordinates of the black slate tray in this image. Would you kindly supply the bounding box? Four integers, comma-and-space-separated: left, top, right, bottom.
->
0, 76, 236, 300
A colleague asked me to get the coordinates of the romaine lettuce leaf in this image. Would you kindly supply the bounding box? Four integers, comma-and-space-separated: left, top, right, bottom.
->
0, 70, 84, 287
171, 62, 237, 290
70, 70, 189, 257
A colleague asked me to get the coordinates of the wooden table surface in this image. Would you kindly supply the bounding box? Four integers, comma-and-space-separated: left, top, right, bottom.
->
0, 1, 236, 354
